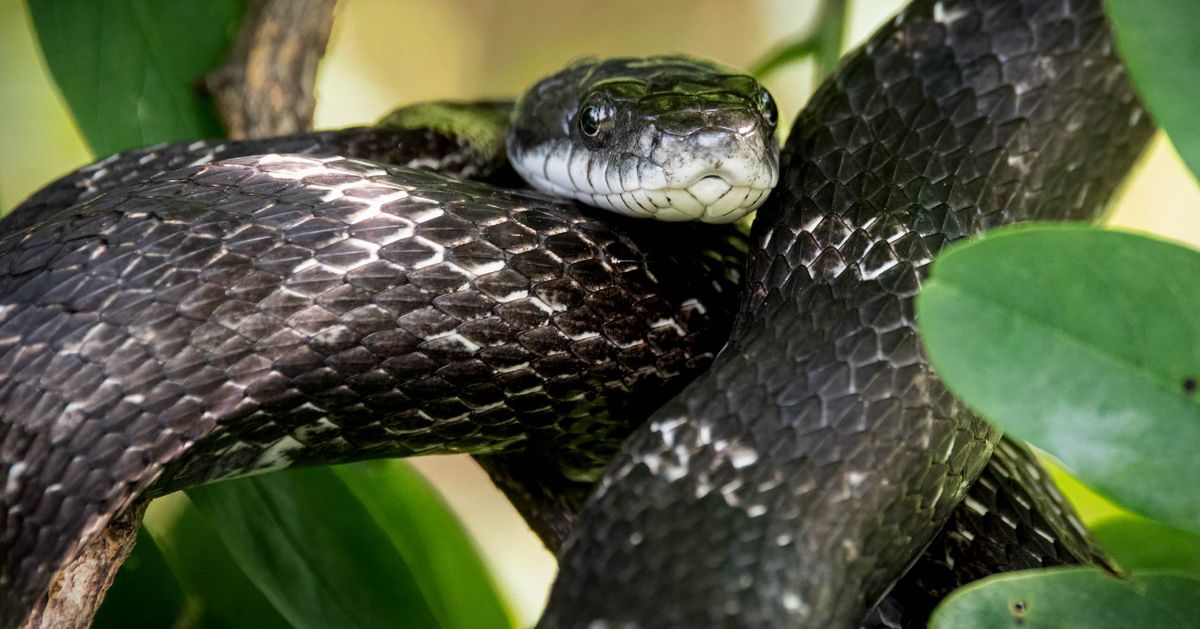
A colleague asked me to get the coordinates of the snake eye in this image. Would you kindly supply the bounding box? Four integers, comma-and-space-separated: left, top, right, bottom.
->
580, 106, 603, 136
578, 101, 613, 140
758, 89, 778, 128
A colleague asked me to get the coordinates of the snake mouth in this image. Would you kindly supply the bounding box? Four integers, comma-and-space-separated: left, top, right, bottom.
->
651, 173, 770, 223
507, 135, 778, 223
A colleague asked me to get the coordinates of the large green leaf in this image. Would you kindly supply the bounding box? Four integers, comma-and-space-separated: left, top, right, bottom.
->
336, 461, 512, 629
1104, 0, 1200, 181
25, 0, 245, 156
188, 463, 511, 629
145, 494, 292, 628
930, 568, 1200, 628
97, 504, 291, 627
918, 225, 1200, 535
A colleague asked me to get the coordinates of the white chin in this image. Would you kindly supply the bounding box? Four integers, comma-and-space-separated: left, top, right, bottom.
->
603, 185, 769, 223
510, 147, 772, 223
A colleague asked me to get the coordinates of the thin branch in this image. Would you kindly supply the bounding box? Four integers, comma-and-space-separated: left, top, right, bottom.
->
205, 0, 339, 138
21, 499, 149, 629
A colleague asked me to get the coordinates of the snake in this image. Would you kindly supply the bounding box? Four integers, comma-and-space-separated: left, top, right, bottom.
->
0, 0, 1153, 626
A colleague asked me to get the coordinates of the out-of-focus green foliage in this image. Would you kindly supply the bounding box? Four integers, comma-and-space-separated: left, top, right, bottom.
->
1092, 515, 1200, 577
752, 0, 847, 82
188, 465, 510, 629
1105, 0, 1200, 182
337, 461, 512, 629
930, 568, 1200, 628
100, 465, 515, 628
97, 494, 294, 626
188, 469, 443, 628
142, 494, 293, 627
919, 225, 1200, 624
25, 0, 245, 155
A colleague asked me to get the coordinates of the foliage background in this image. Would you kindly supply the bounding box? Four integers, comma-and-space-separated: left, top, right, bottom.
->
1, 0, 1198, 624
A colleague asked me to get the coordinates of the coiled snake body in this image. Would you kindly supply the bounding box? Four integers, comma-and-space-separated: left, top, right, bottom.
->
0, 0, 1153, 626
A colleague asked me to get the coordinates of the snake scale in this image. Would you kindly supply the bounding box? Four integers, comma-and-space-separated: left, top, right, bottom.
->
0, 0, 1153, 626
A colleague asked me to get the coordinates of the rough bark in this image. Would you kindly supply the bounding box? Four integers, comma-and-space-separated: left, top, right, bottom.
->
205, 0, 338, 139
21, 500, 149, 629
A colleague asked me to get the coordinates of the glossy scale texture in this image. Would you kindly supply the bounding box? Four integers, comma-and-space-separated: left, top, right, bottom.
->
541, 0, 1152, 626
0, 150, 743, 622
0, 7, 1155, 624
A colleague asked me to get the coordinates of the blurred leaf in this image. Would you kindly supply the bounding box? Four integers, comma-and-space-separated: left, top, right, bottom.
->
189, 464, 509, 629
752, 38, 820, 79
25, 0, 245, 156
94, 528, 188, 628
753, 0, 846, 80
1041, 454, 1127, 525
918, 225, 1200, 535
145, 493, 292, 628
1093, 515, 1200, 576
930, 568, 1200, 628
1105, 0, 1200, 181
337, 461, 512, 629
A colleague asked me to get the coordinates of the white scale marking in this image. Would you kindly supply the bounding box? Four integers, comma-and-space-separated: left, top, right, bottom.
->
963, 496, 990, 516
424, 330, 481, 353
4, 462, 25, 497
649, 318, 686, 337
253, 435, 305, 471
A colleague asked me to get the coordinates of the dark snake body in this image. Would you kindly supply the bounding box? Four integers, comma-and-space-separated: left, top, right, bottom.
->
0, 0, 1152, 626
0, 131, 1105, 629
544, 0, 1152, 625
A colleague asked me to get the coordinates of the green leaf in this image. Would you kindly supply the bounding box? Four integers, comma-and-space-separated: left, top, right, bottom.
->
930, 568, 1200, 628
752, 0, 847, 80
188, 464, 510, 629
144, 493, 292, 628
918, 225, 1200, 535
1104, 0, 1200, 181
1092, 515, 1200, 577
336, 461, 512, 629
25, 0, 246, 156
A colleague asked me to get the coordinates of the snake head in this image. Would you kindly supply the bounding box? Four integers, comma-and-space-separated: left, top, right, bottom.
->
508, 55, 781, 223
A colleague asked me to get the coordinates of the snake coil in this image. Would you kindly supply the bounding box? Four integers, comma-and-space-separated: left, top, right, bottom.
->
0, 0, 1153, 626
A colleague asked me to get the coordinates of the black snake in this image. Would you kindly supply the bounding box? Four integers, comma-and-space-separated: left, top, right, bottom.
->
0, 0, 1153, 626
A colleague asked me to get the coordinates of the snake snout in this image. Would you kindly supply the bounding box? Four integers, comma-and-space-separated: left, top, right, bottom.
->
650, 127, 780, 223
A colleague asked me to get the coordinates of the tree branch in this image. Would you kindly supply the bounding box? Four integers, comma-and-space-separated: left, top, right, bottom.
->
206, 0, 339, 138
21, 499, 149, 629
